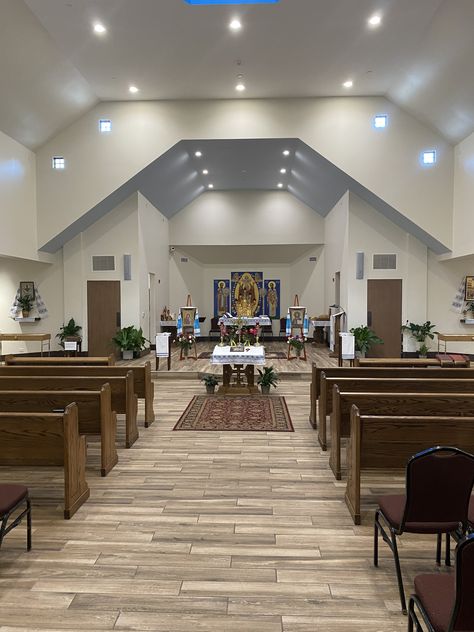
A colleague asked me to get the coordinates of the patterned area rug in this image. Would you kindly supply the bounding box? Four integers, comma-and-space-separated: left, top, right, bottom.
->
173, 395, 294, 432
198, 351, 287, 360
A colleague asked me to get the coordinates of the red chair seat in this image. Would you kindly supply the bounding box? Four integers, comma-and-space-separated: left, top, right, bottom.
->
378, 495, 460, 534
414, 573, 455, 632
0, 484, 28, 516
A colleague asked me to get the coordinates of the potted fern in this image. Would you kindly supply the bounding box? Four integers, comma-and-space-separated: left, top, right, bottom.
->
350, 325, 383, 358
56, 318, 82, 349
17, 295, 34, 318
401, 321, 437, 357
257, 366, 279, 395
201, 374, 219, 394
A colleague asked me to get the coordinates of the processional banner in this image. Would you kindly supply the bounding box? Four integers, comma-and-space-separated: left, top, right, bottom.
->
263, 279, 280, 319
231, 272, 263, 316
214, 280, 230, 316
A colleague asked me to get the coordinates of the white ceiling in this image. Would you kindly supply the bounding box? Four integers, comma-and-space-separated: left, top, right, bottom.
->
0, 0, 473, 146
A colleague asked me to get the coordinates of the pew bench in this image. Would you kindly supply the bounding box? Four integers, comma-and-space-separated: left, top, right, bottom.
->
0, 362, 155, 427
0, 373, 138, 448
345, 406, 474, 524
0, 404, 89, 519
5, 354, 115, 366
330, 388, 474, 480
0, 386, 117, 477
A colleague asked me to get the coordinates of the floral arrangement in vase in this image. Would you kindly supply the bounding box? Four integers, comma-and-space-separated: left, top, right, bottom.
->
287, 334, 305, 351
176, 333, 195, 350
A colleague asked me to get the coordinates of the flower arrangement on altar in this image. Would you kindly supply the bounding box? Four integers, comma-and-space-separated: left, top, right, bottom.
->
176, 333, 195, 350
287, 334, 305, 350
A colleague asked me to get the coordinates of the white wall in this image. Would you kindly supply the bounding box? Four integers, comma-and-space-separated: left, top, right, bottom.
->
289, 246, 325, 319
0, 129, 38, 260
169, 191, 325, 246
36, 97, 453, 252
323, 192, 350, 313
453, 130, 474, 258
0, 253, 64, 355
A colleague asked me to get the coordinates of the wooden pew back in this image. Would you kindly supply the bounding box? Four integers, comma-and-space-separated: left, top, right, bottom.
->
0, 403, 90, 518
345, 406, 474, 524
5, 354, 115, 366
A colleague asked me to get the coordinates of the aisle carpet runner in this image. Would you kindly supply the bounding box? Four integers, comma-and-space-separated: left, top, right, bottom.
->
174, 395, 294, 432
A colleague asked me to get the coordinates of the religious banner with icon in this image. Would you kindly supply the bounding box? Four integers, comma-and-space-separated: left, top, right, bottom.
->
231, 272, 263, 317
214, 279, 230, 317
263, 279, 280, 319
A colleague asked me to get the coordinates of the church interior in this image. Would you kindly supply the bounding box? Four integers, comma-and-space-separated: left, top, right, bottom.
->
2, 1, 474, 630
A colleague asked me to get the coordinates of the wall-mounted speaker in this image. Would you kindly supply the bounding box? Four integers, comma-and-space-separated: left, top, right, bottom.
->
123, 254, 132, 281
355, 252, 364, 280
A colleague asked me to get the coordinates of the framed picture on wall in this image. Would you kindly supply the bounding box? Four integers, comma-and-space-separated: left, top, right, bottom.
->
465, 276, 474, 301
20, 281, 35, 300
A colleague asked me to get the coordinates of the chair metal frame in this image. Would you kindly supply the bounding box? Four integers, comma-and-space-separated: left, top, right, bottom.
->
407, 533, 474, 632
0, 490, 32, 551
374, 446, 474, 614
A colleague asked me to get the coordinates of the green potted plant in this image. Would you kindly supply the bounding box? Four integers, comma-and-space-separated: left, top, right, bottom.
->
201, 373, 219, 394
56, 318, 82, 348
401, 321, 437, 358
176, 333, 195, 357
463, 301, 474, 320
349, 325, 383, 358
112, 325, 148, 359
287, 334, 305, 357
17, 295, 34, 318
257, 366, 279, 395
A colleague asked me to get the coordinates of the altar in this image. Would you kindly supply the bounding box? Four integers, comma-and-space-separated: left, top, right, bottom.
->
211, 345, 265, 393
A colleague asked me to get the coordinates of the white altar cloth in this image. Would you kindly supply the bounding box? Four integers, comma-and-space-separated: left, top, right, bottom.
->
218, 316, 271, 327
210, 345, 266, 365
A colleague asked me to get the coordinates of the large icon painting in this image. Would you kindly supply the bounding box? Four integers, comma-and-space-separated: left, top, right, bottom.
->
263, 279, 280, 319
214, 279, 230, 316
231, 272, 263, 316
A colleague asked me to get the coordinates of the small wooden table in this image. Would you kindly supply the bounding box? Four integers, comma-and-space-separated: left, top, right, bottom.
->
0, 333, 51, 357
211, 345, 265, 394
437, 333, 474, 354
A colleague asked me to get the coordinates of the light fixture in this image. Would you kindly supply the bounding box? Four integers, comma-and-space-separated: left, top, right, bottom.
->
280, 168, 287, 174
422, 150, 436, 165
343, 80, 353, 89
368, 14, 382, 27
374, 114, 388, 129
93, 22, 106, 34
202, 169, 209, 175
235, 81, 246, 92
129, 85, 139, 93
208, 183, 214, 189
283, 150, 290, 156
229, 18, 242, 31
277, 183, 283, 188
195, 150, 202, 157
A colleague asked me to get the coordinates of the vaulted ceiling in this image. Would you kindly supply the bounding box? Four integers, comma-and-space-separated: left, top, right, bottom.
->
2, 0, 474, 148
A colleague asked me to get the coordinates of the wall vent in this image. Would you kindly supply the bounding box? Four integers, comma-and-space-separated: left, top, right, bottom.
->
180, 257, 188, 263
92, 255, 115, 271
373, 254, 397, 270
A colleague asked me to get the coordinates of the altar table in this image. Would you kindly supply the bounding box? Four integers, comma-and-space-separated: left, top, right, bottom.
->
211, 345, 265, 393
0, 333, 51, 357
437, 333, 474, 354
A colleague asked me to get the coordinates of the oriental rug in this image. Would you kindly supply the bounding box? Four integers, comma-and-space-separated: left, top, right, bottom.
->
198, 351, 287, 360
173, 395, 294, 432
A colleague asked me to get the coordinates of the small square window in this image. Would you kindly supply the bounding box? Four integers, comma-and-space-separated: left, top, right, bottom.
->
374, 114, 387, 128
99, 119, 112, 133
422, 150, 436, 165
52, 156, 65, 170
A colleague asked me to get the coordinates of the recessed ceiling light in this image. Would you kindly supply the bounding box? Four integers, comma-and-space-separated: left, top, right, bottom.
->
277, 183, 283, 188
343, 80, 353, 89
368, 14, 382, 27
129, 85, 139, 93
280, 168, 287, 174
195, 151, 202, 157
93, 22, 106, 34
283, 150, 290, 156
229, 18, 242, 31
235, 82, 246, 92
202, 169, 209, 175
208, 183, 214, 189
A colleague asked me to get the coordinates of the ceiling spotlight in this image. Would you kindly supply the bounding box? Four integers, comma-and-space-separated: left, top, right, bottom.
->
195, 151, 202, 157
229, 18, 242, 31
277, 183, 283, 188
280, 168, 287, 174
129, 85, 139, 93
368, 14, 382, 27
202, 169, 209, 175
283, 150, 290, 156
208, 183, 214, 189
93, 22, 106, 34
343, 80, 353, 89
235, 81, 246, 92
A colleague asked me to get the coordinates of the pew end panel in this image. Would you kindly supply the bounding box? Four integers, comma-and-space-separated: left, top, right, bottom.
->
62, 404, 90, 519
345, 405, 362, 525
329, 385, 342, 480
144, 361, 155, 427
317, 372, 329, 450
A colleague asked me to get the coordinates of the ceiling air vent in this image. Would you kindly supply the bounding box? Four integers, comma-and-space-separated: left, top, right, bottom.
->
373, 254, 397, 270
92, 255, 115, 272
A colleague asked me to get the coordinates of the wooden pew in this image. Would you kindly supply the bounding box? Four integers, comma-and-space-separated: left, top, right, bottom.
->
309, 364, 474, 429
356, 358, 442, 367
0, 403, 89, 519
318, 375, 474, 450
5, 354, 115, 366
0, 362, 155, 427
345, 406, 474, 524
0, 373, 138, 448
330, 388, 474, 480
0, 386, 117, 477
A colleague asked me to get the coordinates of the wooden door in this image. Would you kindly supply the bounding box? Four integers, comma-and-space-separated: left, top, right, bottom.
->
87, 281, 121, 357
367, 279, 402, 357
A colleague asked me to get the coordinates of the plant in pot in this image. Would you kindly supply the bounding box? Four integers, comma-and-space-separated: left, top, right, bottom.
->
201, 374, 219, 394
287, 334, 305, 357
349, 325, 383, 358
112, 325, 147, 360
176, 333, 195, 357
257, 366, 279, 395
56, 318, 82, 348
463, 301, 474, 320
401, 321, 437, 358
17, 295, 34, 318
129, 326, 148, 358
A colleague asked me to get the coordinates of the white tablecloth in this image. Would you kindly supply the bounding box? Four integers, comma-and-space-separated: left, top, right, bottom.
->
218, 316, 271, 327
210, 345, 266, 365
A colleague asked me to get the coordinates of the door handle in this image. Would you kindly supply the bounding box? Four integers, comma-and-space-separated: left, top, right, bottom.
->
367, 311, 372, 326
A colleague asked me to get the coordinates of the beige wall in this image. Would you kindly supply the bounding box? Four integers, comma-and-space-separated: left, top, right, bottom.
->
453, 130, 474, 258
36, 97, 453, 252
323, 192, 349, 313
